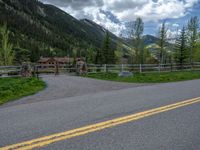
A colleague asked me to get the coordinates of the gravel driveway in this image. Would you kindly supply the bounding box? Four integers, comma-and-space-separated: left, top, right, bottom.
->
1, 75, 150, 108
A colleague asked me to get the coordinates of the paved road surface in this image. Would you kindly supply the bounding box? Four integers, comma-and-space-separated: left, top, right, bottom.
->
1, 75, 148, 108
0, 76, 200, 150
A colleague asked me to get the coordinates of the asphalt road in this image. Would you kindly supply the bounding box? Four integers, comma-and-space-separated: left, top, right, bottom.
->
0, 78, 200, 150
1, 75, 147, 108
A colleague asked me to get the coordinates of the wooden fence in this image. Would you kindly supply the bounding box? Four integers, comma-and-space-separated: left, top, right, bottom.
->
1, 63, 200, 77
87, 63, 200, 73
0, 66, 21, 77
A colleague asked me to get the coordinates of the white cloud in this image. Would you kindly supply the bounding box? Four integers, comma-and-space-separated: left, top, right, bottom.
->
172, 23, 180, 27
40, 0, 200, 35
60, 6, 126, 36
166, 28, 182, 43
117, 0, 199, 22
156, 22, 182, 41
103, 0, 148, 12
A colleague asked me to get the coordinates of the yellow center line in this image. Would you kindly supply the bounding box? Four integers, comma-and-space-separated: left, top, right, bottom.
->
1, 97, 200, 150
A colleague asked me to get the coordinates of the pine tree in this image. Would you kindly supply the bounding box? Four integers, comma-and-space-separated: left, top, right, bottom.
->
174, 27, 188, 70
95, 49, 103, 65
101, 31, 115, 64
107, 48, 115, 64
87, 45, 95, 64
0, 23, 14, 66
13, 46, 30, 65
193, 41, 200, 61
30, 39, 40, 62
132, 17, 144, 64
115, 40, 123, 64
158, 21, 168, 64
102, 31, 110, 64
187, 16, 199, 65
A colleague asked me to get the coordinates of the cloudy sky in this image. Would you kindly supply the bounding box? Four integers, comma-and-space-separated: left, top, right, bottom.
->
40, 0, 200, 37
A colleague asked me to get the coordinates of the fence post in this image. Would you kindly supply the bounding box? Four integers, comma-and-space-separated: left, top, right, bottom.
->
140, 64, 142, 73
36, 65, 39, 79
121, 64, 124, 72
104, 64, 107, 72
159, 64, 161, 73
32, 65, 36, 77
170, 63, 173, 72
191, 62, 193, 71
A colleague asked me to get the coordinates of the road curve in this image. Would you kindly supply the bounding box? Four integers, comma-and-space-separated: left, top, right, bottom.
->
0, 78, 200, 150
1, 75, 148, 108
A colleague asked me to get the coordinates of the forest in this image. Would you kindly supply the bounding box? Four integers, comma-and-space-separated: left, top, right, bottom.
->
0, 0, 200, 66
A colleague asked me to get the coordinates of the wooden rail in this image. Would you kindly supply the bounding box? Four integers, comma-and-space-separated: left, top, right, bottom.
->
1, 63, 200, 77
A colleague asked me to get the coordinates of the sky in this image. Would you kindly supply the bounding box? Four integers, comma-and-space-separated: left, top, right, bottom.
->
39, 0, 200, 37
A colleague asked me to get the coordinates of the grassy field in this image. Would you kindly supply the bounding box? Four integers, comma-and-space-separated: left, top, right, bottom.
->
84, 71, 200, 83
0, 77, 45, 105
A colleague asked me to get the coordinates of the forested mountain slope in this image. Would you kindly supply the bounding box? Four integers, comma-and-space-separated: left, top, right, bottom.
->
0, 0, 129, 61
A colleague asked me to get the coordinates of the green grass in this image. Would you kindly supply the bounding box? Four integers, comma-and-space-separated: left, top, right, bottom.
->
0, 77, 46, 105
84, 71, 200, 83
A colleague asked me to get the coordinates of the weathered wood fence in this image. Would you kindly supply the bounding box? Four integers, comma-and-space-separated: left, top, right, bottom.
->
87, 63, 200, 73
1, 63, 200, 77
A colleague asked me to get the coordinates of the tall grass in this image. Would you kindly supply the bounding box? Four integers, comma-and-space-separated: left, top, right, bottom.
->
0, 77, 45, 105
84, 71, 200, 83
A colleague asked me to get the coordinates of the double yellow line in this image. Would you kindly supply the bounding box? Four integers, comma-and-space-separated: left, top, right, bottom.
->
1, 97, 200, 150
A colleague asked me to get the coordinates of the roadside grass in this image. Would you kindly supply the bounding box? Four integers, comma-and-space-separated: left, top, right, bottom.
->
0, 77, 46, 105
83, 71, 200, 83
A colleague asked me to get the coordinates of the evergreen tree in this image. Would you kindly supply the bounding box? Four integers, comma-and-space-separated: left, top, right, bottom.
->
187, 16, 199, 64
0, 23, 14, 66
95, 49, 103, 64
174, 27, 188, 70
107, 47, 115, 64
87, 45, 95, 64
115, 40, 123, 64
13, 46, 30, 65
101, 31, 115, 64
29, 39, 40, 62
132, 17, 144, 64
193, 41, 200, 61
102, 31, 110, 64
158, 21, 168, 64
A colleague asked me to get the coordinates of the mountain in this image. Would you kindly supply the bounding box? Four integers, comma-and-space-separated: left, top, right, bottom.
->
143, 35, 159, 45
125, 35, 160, 46
0, 0, 129, 62
79, 19, 124, 49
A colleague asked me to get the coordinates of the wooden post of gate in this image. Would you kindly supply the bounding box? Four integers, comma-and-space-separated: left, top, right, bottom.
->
55, 62, 59, 76
36, 65, 39, 79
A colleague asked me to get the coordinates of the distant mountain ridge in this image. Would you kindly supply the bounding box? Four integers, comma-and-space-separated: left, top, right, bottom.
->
143, 35, 159, 45
0, 0, 130, 59
0, 0, 163, 63
124, 34, 160, 46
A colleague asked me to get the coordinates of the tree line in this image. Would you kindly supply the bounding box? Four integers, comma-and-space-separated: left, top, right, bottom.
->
130, 16, 200, 67
0, 16, 200, 66
85, 16, 200, 66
